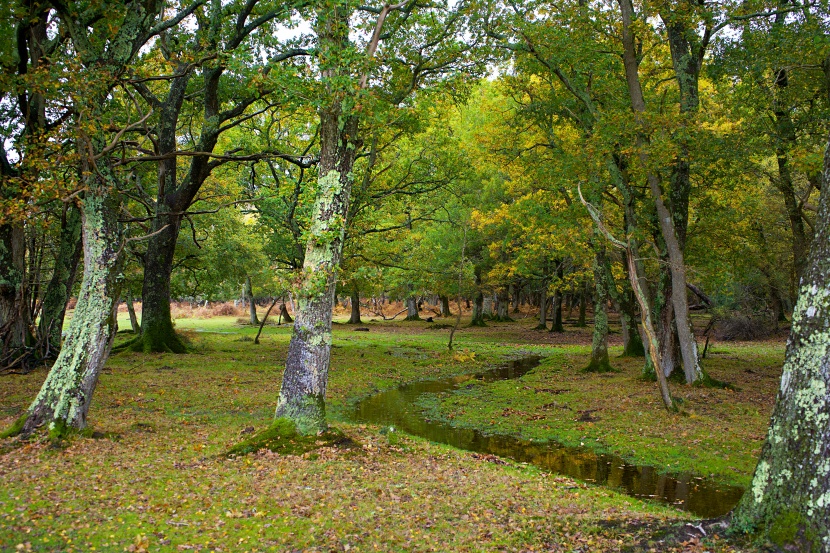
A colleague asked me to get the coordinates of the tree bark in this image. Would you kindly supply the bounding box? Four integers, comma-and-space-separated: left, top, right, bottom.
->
125, 289, 139, 333
577, 281, 587, 327
537, 279, 548, 330
731, 126, 830, 552
246, 276, 259, 325
275, 7, 361, 433
586, 246, 612, 372
550, 264, 564, 332
404, 292, 420, 321
440, 295, 451, 317
495, 287, 511, 321
348, 283, 362, 324
37, 203, 83, 351
21, 187, 124, 437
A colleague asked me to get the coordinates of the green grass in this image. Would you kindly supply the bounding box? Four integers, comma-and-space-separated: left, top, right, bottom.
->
0, 313, 781, 552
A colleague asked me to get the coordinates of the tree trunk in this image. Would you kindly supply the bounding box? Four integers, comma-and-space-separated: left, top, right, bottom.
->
348, 284, 362, 324
537, 280, 548, 330
0, 220, 30, 364
618, 0, 702, 384
550, 264, 565, 332
38, 203, 83, 352
279, 303, 293, 323
246, 276, 259, 325
586, 247, 612, 372
125, 289, 139, 333
20, 187, 124, 438
134, 210, 187, 353
577, 281, 587, 327
274, 14, 361, 433
404, 293, 420, 321
440, 295, 451, 317
482, 295, 494, 318
731, 126, 830, 552
495, 287, 511, 321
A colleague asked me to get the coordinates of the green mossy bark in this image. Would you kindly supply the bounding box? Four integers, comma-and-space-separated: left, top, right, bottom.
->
0, 414, 28, 439
731, 125, 830, 552
227, 418, 352, 457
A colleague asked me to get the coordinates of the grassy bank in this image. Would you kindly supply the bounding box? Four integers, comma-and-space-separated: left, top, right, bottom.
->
0, 314, 783, 551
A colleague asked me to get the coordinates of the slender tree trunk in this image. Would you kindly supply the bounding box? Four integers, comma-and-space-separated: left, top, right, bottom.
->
587, 246, 612, 372
246, 276, 259, 325
550, 264, 564, 332
537, 279, 548, 330
125, 289, 139, 333
38, 203, 83, 352
348, 283, 362, 324
731, 124, 830, 552
20, 186, 124, 437
618, 0, 702, 384
279, 303, 293, 323
577, 281, 587, 327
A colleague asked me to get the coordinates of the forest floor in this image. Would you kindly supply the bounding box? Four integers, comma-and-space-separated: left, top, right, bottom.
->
0, 309, 786, 552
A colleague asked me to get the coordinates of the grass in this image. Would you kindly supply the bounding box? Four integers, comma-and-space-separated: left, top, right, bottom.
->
0, 312, 783, 552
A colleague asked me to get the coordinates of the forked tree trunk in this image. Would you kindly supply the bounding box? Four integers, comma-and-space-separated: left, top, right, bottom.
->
38, 203, 83, 351
618, 0, 702, 384
21, 188, 124, 437
348, 284, 362, 324
731, 127, 830, 551
279, 303, 293, 323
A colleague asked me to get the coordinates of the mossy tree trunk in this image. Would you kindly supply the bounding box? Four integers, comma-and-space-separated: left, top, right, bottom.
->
37, 203, 83, 352
348, 284, 362, 324
0, 220, 30, 361
731, 127, 830, 552
586, 246, 612, 372
22, 187, 124, 437
275, 6, 361, 434
495, 287, 511, 321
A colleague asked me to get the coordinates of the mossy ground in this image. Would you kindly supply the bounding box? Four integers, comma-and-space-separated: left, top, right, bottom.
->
0, 310, 782, 551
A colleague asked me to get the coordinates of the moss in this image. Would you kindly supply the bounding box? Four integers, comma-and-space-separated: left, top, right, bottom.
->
768, 509, 813, 549
583, 358, 615, 373
0, 414, 28, 439
225, 418, 356, 457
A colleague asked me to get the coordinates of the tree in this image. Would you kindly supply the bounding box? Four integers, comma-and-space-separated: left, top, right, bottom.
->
275, 0, 485, 433
7, 0, 193, 439
731, 59, 830, 550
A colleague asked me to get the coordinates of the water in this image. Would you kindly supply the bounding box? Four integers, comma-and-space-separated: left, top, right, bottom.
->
345, 356, 744, 518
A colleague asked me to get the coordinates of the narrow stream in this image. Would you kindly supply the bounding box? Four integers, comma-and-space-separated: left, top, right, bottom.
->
346, 356, 744, 518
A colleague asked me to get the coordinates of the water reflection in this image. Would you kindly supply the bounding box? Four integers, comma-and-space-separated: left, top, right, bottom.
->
346, 357, 744, 518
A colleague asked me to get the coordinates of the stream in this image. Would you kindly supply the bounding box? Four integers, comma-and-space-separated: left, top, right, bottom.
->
345, 356, 744, 518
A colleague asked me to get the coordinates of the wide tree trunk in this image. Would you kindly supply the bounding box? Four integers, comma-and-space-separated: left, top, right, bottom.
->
731, 128, 830, 552
21, 188, 124, 437
404, 293, 420, 321
246, 276, 259, 325
0, 220, 30, 362
495, 287, 511, 321
348, 284, 362, 324
586, 247, 612, 372
37, 203, 83, 351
